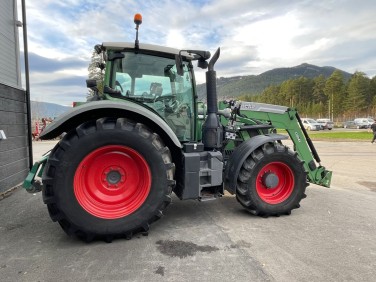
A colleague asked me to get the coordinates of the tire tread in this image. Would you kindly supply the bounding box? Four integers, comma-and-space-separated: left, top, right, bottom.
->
42, 117, 175, 242
235, 142, 308, 217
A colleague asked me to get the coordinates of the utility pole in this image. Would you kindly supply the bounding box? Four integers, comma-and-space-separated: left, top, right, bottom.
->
21, 0, 33, 169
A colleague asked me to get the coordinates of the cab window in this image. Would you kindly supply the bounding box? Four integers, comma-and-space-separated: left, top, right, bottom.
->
111, 52, 195, 141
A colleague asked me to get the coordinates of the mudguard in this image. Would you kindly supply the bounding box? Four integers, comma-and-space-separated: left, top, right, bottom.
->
40, 101, 182, 148
224, 134, 288, 194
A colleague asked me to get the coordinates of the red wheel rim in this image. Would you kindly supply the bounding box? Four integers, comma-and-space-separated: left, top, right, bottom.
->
256, 162, 294, 204
74, 145, 151, 219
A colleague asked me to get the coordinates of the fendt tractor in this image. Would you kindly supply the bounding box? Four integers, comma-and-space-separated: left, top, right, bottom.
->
24, 14, 332, 242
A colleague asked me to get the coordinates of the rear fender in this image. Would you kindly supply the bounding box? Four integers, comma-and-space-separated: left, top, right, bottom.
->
224, 134, 288, 194
40, 101, 182, 149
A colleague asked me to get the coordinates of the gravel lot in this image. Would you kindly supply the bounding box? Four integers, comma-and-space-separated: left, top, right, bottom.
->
0, 140, 375, 281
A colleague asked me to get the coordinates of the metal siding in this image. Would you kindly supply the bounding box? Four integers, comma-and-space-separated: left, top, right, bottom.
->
0, 1, 28, 192
0, 83, 28, 193
0, 0, 21, 88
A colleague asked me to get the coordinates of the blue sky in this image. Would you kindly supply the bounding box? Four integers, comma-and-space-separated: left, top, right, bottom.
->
18, 0, 376, 106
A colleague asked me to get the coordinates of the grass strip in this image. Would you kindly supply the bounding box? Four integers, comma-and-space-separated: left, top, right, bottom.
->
276, 129, 373, 141
308, 131, 371, 140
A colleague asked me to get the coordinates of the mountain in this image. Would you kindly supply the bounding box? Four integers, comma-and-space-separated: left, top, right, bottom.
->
196, 63, 352, 100
29, 64, 352, 115
31, 101, 70, 119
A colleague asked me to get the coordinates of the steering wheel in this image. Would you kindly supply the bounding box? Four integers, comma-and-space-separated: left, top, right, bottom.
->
155, 95, 176, 103
165, 99, 189, 115
175, 102, 190, 114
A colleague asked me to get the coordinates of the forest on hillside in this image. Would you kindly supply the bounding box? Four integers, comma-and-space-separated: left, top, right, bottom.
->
239, 70, 376, 121
196, 63, 352, 100
86, 51, 375, 121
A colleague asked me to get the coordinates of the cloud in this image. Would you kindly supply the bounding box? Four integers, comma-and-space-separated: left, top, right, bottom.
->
17, 0, 376, 105
21, 52, 89, 73
34, 76, 87, 88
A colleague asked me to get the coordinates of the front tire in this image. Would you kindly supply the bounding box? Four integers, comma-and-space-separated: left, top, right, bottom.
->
42, 118, 175, 241
236, 142, 308, 216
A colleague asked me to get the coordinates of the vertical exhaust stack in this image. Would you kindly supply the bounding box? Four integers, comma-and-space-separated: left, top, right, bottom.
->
202, 48, 223, 150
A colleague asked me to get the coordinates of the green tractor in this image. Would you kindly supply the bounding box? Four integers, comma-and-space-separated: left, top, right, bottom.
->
24, 14, 331, 242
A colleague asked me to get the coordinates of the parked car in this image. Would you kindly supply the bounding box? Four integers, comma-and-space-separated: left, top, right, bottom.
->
365, 118, 375, 128
368, 118, 375, 124
343, 121, 361, 129
316, 118, 334, 130
301, 118, 321, 131
353, 118, 369, 129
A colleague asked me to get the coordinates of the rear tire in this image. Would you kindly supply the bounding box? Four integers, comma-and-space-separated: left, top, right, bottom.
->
42, 118, 175, 241
236, 142, 308, 216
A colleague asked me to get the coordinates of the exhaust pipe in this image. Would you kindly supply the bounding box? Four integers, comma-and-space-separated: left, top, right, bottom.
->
202, 48, 223, 150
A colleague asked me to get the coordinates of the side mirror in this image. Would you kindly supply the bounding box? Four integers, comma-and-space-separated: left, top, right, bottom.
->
197, 59, 208, 69
187, 50, 211, 60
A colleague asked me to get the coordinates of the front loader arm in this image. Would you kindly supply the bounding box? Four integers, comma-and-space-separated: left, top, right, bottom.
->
220, 101, 332, 188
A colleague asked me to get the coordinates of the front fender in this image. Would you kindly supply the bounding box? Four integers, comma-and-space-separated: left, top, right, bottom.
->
224, 134, 288, 194
40, 101, 182, 148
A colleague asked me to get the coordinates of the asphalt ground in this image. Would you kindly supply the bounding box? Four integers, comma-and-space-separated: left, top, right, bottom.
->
1, 139, 376, 281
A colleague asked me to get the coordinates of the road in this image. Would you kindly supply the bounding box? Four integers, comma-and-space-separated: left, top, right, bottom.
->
0, 140, 376, 281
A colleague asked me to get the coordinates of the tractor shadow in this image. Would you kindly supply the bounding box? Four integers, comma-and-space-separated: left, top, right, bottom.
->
154, 194, 260, 231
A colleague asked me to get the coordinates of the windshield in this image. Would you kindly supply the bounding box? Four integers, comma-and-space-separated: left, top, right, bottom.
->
110, 52, 195, 141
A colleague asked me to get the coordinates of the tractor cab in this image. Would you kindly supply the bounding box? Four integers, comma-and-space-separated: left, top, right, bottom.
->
99, 43, 200, 142
85, 14, 212, 143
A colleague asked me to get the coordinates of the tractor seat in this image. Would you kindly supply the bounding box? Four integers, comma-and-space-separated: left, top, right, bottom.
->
155, 86, 163, 96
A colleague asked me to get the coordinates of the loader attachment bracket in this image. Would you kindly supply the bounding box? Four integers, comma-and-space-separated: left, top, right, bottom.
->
23, 153, 49, 193
314, 166, 332, 188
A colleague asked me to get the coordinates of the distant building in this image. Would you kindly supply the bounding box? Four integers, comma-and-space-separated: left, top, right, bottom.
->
0, 0, 29, 192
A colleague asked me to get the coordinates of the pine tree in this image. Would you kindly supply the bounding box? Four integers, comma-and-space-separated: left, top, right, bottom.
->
324, 70, 345, 120
344, 72, 369, 117
369, 76, 376, 117
312, 75, 328, 117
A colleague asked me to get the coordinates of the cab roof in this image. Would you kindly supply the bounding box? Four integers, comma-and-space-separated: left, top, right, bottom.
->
102, 42, 193, 58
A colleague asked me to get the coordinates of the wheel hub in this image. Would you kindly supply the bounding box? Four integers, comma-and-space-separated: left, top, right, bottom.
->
101, 166, 126, 188
256, 161, 295, 204
107, 170, 121, 184
262, 171, 279, 189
